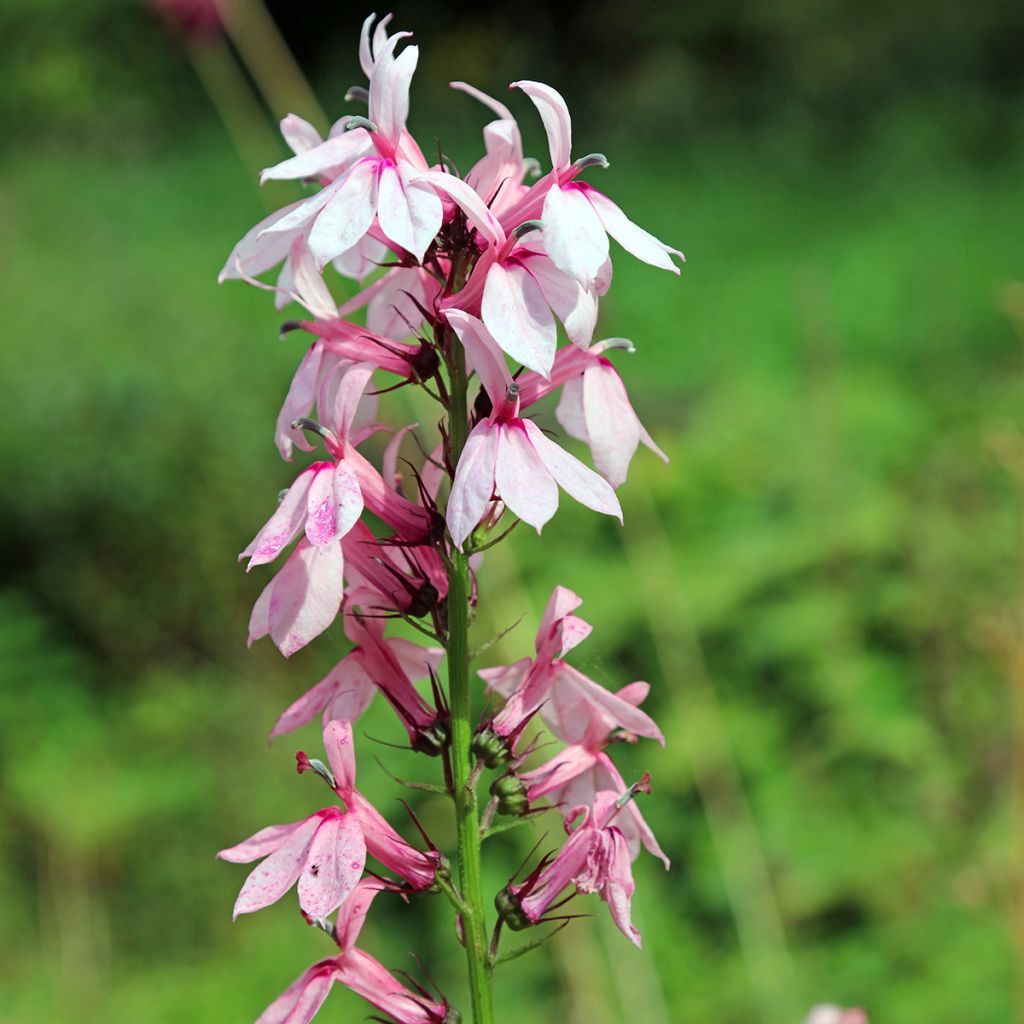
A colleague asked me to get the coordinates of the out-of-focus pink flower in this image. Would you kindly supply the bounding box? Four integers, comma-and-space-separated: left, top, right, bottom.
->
502, 790, 642, 947
803, 1006, 869, 1024
218, 807, 365, 920
499, 81, 683, 288
324, 720, 440, 888
481, 585, 663, 746
445, 312, 620, 548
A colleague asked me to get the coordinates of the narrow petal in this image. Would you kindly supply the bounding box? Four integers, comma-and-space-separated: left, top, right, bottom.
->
218, 820, 305, 863
446, 309, 512, 408
296, 813, 366, 920
521, 419, 622, 521
308, 160, 378, 268
481, 261, 556, 376
585, 187, 683, 273
231, 815, 320, 917
542, 184, 609, 288
323, 718, 358, 793
416, 170, 506, 246
494, 422, 559, 533
526, 254, 599, 349
600, 829, 642, 947
512, 80, 572, 168
554, 374, 588, 442
447, 421, 499, 549
218, 200, 306, 282
288, 237, 337, 320
266, 539, 346, 657
582, 363, 641, 488
387, 636, 444, 682
372, 161, 442, 262
275, 343, 324, 460
332, 461, 364, 539
330, 360, 377, 441
255, 961, 337, 1024
268, 656, 367, 741
242, 465, 318, 568
279, 113, 322, 154
369, 39, 417, 141
335, 877, 387, 954
305, 465, 341, 547
260, 131, 370, 184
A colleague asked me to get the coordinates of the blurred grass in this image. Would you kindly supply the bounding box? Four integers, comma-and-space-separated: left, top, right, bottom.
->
0, 118, 1019, 1024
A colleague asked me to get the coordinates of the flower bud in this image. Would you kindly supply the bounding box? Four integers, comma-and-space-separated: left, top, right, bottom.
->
471, 728, 511, 769
490, 774, 529, 817
494, 886, 531, 931
412, 717, 450, 757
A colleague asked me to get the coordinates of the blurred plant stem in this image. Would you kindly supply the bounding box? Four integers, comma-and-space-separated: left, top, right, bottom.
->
622, 476, 798, 1023
213, 0, 326, 128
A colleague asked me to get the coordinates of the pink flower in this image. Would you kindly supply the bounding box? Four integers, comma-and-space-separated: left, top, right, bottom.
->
218, 807, 366, 921
500, 81, 683, 288
480, 585, 663, 746
502, 790, 643, 947
445, 311, 621, 548
268, 604, 442, 741
256, 877, 454, 1024
804, 1007, 869, 1024
324, 720, 440, 889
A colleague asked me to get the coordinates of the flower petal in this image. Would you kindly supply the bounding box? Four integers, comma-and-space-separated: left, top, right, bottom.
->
446, 309, 512, 409
481, 261, 556, 376
521, 419, 621, 521
494, 422, 558, 533
512, 80, 572, 168
242, 465, 319, 568
265, 538, 346, 657
585, 187, 683, 274
296, 813, 366, 920
542, 184, 609, 288
308, 160, 378, 268
231, 814, 320, 917
217, 819, 306, 863
447, 421, 499, 549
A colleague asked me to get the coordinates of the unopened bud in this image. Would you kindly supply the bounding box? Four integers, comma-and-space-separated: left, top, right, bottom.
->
495, 886, 530, 930
491, 774, 529, 816
412, 717, 450, 758
471, 728, 512, 769
443, 1009, 462, 1024
411, 341, 440, 380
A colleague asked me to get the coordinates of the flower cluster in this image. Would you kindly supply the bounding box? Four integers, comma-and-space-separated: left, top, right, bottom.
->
217, 13, 679, 1024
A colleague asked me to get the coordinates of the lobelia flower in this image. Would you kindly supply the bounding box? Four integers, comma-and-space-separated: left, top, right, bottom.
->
520, 687, 669, 868
480, 585, 664, 746
218, 806, 366, 921
268, 601, 443, 741
497, 81, 683, 289
445, 310, 621, 548
323, 719, 441, 888
257, 877, 455, 1024
499, 789, 645, 947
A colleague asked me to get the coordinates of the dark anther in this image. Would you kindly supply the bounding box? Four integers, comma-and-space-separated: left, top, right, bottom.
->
345, 85, 369, 104
279, 320, 304, 337
473, 387, 493, 421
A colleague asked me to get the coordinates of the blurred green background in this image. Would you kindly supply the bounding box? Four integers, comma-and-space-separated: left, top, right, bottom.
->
0, 1, 1021, 1022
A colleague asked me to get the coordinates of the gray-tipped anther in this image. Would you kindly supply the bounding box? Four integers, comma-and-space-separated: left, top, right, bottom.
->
574, 152, 609, 171
291, 417, 331, 440
512, 219, 544, 239
505, 382, 521, 400
344, 85, 369, 104
599, 337, 636, 354
523, 157, 542, 179
345, 116, 378, 133
279, 319, 303, 338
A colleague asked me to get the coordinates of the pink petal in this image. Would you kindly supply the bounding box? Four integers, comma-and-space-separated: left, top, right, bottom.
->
542, 184, 609, 288
231, 814, 320, 917
218, 199, 306, 282
521, 419, 622, 521
538, 585, 585, 642
332, 461, 364, 539
494, 422, 558, 533
260, 130, 371, 184
481, 261, 557, 376
330, 361, 377, 441
387, 636, 444, 682
323, 718, 358, 794
275, 343, 325, 460
288, 237, 337, 320
416, 170, 506, 246
242, 465, 318, 568
478, 658, 530, 698
585, 187, 683, 273
548, 662, 664, 745
525, 254, 598, 349
446, 309, 512, 408
335, 877, 387, 954
447, 421, 499, 550
217, 819, 306, 863
512, 80, 572, 168
256, 961, 337, 1024
296, 813, 366, 920
600, 828, 642, 947
264, 538, 346, 657
373, 162, 441, 262
554, 374, 588, 442
305, 465, 342, 547
308, 159, 379, 268
279, 113, 322, 155
369, 38, 417, 141
268, 654, 370, 741
582, 363, 641, 488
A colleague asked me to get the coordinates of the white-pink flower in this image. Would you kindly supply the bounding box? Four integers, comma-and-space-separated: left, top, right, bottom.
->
218, 806, 365, 920
445, 311, 621, 548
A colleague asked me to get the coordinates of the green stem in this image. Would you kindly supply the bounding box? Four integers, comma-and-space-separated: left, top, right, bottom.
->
446, 340, 496, 1024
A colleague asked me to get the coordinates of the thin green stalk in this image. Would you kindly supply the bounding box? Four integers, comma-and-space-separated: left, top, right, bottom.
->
446, 339, 495, 1024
